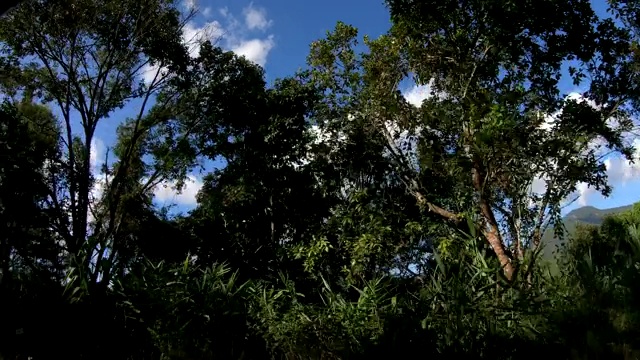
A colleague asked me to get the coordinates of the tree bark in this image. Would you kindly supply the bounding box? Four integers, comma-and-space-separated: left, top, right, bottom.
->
472, 166, 515, 281
483, 221, 515, 281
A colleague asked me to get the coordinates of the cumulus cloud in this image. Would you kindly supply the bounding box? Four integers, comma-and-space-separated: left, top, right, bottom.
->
604, 139, 640, 183
88, 172, 204, 225
85, 138, 204, 227
140, 5, 276, 84
201, 4, 275, 65
218, 5, 276, 66
90, 173, 110, 206
154, 174, 203, 206
231, 36, 275, 67
573, 182, 599, 206
400, 88, 639, 208
242, 3, 272, 31
309, 123, 346, 149
383, 120, 421, 164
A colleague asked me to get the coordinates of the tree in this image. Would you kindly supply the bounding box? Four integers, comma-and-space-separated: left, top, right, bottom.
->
0, 0, 192, 293
0, 100, 61, 289
303, 0, 639, 281
172, 43, 328, 280
0, 99, 66, 360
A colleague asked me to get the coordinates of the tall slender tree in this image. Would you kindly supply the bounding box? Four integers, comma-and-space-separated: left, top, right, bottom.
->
0, 0, 192, 293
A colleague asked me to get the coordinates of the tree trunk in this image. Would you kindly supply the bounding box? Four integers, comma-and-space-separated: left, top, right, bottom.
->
472, 166, 515, 281
483, 226, 515, 281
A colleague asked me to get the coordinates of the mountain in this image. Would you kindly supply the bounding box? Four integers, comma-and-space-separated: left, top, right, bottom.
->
541, 204, 635, 258
564, 204, 634, 225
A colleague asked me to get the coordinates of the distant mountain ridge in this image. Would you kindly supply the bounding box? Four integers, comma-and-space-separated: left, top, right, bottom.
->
541, 203, 635, 258
563, 204, 634, 225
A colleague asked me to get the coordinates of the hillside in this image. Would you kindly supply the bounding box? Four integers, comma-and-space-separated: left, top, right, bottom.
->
541, 204, 635, 258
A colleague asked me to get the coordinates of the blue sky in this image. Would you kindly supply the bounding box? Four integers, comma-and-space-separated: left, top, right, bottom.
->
87, 0, 640, 215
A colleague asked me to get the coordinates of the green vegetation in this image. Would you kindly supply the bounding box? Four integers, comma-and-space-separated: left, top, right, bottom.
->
542, 204, 636, 258
1, 0, 640, 359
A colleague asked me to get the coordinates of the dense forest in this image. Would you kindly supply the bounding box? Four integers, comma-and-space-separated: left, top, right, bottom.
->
1, 0, 640, 358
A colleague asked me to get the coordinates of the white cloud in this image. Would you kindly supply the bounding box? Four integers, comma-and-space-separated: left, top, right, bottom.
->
403, 85, 430, 107
90, 173, 110, 202
154, 174, 203, 206
528, 142, 640, 208
140, 63, 168, 86
88, 137, 110, 224
183, 0, 196, 11
87, 171, 112, 226
403, 88, 640, 209
402, 79, 446, 107
292, 123, 347, 169
85, 138, 205, 226
309, 124, 332, 145
530, 175, 548, 196
140, 64, 156, 85
603, 138, 640, 182
539, 112, 555, 132
242, 3, 272, 31
140, 19, 225, 85
562, 93, 639, 205
567, 138, 640, 206
169, 6, 276, 72
87, 172, 204, 225
573, 182, 598, 206
231, 36, 275, 67
90, 137, 105, 171
539, 92, 607, 133
192, 5, 275, 66
531, 92, 640, 206
183, 21, 225, 57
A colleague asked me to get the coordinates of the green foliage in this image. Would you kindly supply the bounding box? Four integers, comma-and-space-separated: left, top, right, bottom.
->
2, 0, 640, 359
546, 203, 640, 358
0, 100, 62, 285
117, 259, 255, 359
250, 274, 395, 359
302, 0, 639, 282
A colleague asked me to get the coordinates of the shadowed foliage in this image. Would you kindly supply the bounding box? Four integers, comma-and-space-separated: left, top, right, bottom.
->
1, 0, 640, 359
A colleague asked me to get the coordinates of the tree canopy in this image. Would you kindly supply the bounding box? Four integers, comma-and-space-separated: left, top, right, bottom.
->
1, 0, 640, 359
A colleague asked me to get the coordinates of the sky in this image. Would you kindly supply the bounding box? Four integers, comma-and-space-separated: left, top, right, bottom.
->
87, 0, 640, 216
